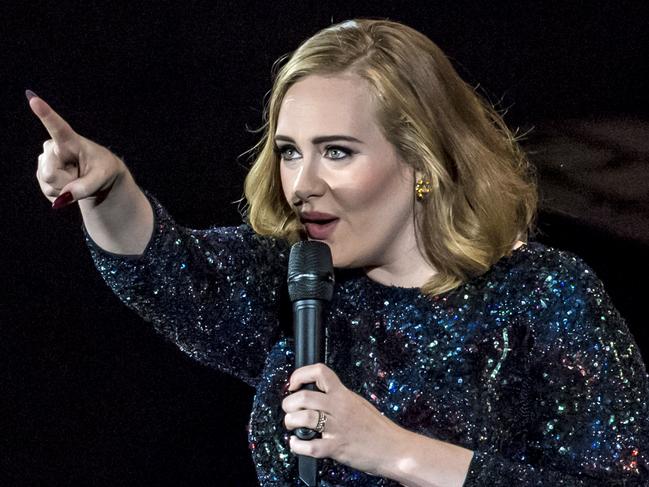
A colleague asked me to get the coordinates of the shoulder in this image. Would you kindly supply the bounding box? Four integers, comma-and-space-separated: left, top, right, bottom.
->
505, 242, 631, 349
495, 241, 602, 299
474, 241, 615, 331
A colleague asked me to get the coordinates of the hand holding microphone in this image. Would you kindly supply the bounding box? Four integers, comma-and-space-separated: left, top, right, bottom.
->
287, 240, 334, 486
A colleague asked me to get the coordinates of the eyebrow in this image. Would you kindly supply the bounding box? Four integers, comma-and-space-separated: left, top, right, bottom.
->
274, 134, 364, 145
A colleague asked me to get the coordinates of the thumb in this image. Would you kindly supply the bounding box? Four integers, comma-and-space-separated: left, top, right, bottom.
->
51, 189, 76, 209
53, 174, 104, 209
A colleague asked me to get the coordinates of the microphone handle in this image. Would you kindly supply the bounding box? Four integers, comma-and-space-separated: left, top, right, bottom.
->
293, 299, 325, 440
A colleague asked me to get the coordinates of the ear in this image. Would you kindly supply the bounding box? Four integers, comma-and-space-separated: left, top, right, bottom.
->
414, 174, 432, 201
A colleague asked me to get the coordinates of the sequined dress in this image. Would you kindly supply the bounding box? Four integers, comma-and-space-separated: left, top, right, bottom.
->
85, 193, 649, 486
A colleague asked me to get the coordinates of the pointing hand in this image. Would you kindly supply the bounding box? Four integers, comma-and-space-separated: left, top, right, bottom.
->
28, 91, 127, 209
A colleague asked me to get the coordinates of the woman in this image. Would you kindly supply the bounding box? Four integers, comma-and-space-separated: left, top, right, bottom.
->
30, 19, 648, 486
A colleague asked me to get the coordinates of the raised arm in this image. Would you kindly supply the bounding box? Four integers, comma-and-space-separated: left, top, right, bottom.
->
29, 92, 289, 387
28, 91, 153, 255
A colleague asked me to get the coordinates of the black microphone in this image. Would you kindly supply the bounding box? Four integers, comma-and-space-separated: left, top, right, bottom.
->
287, 241, 334, 487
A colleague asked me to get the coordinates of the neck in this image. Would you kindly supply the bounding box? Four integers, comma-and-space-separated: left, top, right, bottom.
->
364, 247, 437, 289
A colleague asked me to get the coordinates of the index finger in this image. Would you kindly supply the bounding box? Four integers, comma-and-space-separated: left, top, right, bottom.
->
289, 363, 338, 393
27, 92, 78, 145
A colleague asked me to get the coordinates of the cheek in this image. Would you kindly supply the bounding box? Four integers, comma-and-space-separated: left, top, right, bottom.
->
341, 164, 412, 212
279, 166, 292, 203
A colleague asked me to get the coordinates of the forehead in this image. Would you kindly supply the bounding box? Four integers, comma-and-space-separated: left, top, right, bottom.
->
276, 74, 380, 137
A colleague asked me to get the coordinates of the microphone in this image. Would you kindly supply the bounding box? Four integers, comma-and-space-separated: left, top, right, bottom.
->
287, 241, 334, 487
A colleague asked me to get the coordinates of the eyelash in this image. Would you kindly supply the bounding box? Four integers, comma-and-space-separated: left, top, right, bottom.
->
273, 144, 353, 161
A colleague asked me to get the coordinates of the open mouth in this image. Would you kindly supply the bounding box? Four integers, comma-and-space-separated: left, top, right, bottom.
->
301, 218, 339, 240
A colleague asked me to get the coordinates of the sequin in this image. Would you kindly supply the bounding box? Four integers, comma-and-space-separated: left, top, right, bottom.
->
84, 192, 649, 485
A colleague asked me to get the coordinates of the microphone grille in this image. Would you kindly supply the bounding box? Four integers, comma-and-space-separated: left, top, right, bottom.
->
287, 241, 334, 302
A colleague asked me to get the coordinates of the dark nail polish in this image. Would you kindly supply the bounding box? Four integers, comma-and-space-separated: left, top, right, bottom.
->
25, 89, 38, 101
282, 381, 291, 395
52, 192, 74, 209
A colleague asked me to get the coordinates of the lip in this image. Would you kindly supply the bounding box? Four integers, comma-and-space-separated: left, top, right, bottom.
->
303, 220, 339, 240
300, 211, 338, 221
298, 212, 339, 240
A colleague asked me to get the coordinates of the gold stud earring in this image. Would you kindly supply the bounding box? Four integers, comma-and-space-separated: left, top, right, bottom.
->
415, 178, 431, 201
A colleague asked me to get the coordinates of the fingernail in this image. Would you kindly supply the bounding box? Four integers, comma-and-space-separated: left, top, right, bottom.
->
282, 381, 291, 394
25, 89, 38, 101
52, 192, 74, 209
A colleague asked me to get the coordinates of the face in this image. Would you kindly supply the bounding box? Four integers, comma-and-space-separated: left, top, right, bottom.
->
276, 74, 420, 271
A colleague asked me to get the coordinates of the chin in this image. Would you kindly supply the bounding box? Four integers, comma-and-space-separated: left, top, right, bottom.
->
316, 240, 361, 269
330, 252, 359, 270
329, 250, 344, 268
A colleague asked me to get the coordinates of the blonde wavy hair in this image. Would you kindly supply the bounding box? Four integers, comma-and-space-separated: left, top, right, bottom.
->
243, 18, 538, 296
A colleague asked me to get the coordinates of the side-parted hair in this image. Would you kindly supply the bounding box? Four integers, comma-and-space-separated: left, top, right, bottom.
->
243, 18, 538, 296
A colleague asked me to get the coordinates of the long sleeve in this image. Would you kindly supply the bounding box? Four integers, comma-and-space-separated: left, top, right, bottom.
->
464, 253, 649, 485
84, 191, 289, 388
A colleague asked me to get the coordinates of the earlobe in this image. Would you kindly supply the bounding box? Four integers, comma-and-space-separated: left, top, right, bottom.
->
414, 177, 431, 201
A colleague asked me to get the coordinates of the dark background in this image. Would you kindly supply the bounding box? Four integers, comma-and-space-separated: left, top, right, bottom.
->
2, 1, 648, 485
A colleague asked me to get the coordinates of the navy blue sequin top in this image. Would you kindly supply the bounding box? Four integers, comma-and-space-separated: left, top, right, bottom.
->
85, 193, 649, 486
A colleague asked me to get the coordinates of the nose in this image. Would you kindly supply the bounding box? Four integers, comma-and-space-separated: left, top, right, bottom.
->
289, 157, 327, 205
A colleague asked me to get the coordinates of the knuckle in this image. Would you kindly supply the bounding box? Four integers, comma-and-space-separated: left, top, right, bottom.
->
304, 443, 319, 457
287, 394, 300, 409
93, 166, 109, 185
74, 181, 87, 197
44, 187, 59, 198
281, 396, 290, 412
331, 444, 344, 461
294, 391, 310, 408
39, 180, 56, 196
40, 167, 57, 184
310, 410, 320, 425
101, 166, 112, 182
314, 363, 327, 374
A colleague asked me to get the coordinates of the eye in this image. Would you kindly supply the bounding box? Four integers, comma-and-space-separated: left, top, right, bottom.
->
324, 145, 352, 160
275, 144, 301, 161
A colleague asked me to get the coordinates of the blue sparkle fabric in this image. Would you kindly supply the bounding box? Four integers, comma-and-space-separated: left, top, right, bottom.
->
85, 193, 649, 486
